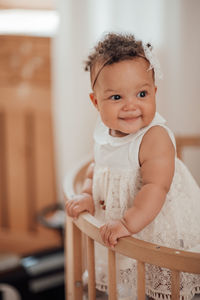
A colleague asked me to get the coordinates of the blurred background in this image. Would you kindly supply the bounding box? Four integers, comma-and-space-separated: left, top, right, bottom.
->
0, 0, 199, 299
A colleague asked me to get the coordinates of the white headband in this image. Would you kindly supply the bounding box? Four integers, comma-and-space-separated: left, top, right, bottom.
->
143, 44, 163, 80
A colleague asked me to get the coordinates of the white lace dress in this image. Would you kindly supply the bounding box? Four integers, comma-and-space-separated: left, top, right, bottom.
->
92, 112, 200, 300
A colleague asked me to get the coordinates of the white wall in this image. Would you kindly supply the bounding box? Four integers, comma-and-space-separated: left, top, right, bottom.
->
157, 0, 200, 135
52, 0, 97, 201
157, 0, 200, 184
52, 0, 200, 201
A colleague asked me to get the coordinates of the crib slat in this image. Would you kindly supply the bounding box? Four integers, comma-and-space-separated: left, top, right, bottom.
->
171, 270, 180, 300
137, 261, 145, 300
66, 217, 83, 300
87, 236, 96, 300
108, 249, 117, 300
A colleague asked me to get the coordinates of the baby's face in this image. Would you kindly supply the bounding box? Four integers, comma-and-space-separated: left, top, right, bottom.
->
90, 58, 157, 137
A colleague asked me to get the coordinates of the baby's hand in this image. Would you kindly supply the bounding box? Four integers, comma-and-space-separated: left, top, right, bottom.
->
65, 193, 94, 219
100, 219, 131, 248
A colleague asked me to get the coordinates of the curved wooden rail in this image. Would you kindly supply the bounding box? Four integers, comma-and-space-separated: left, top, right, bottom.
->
64, 157, 200, 300
73, 212, 200, 274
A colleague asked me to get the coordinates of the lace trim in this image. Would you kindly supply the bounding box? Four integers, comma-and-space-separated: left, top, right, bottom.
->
146, 286, 200, 300
96, 282, 107, 292
96, 281, 200, 299
96, 280, 200, 300
95, 261, 200, 300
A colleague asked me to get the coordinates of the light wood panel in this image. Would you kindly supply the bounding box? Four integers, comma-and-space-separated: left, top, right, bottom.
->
6, 111, 29, 232
34, 112, 57, 234
0, 112, 8, 228
0, 34, 61, 254
0, 35, 51, 87
0, 0, 55, 10
0, 228, 60, 253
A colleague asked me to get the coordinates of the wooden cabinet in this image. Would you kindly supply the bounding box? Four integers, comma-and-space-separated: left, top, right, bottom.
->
0, 35, 61, 254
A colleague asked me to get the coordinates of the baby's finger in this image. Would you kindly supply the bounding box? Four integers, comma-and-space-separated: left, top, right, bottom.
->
65, 200, 75, 216
100, 225, 108, 244
104, 228, 112, 246
68, 201, 79, 217
101, 226, 112, 247
72, 204, 82, 218
109, 233, 118, 247
65, 200, 72, 209
99, 224, 106, 234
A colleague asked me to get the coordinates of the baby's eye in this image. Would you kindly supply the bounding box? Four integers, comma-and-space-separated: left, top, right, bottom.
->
137, 91, 147, 98
111, 94, 121, 100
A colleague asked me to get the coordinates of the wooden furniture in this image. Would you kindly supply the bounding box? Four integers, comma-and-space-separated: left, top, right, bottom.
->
0, 0, 54, 10
64, 136, 200, 300
0, 34, 61, 254
176, 136, 200, 160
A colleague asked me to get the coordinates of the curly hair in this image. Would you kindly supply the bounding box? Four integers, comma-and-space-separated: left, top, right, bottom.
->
84, 32, 153, 88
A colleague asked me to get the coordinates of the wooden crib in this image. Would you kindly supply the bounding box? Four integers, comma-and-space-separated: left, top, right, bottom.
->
64, 136, 200, 300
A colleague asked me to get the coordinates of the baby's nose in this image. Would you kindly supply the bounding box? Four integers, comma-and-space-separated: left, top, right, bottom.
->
123, 97, 137, 111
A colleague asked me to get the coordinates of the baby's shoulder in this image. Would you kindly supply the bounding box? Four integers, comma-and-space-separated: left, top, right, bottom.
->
143, 125, 172, 144
140, 125, 175, 162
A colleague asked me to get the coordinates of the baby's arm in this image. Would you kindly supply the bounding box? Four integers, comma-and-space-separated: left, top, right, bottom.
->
100, 126, 175, 246
65, 162, 95, 218
123, 126, 175, 233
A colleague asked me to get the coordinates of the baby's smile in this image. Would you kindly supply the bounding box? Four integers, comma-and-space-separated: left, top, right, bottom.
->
119, 113, 142, 121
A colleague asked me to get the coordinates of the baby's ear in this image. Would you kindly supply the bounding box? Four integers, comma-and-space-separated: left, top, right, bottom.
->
89, 93, 99, 109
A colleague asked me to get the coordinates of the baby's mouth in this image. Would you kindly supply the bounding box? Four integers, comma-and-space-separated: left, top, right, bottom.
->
119, 115, 141, 121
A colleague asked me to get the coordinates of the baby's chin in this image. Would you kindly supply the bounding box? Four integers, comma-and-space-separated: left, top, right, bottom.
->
111, 123, 148, 137
109, 128, 129, 137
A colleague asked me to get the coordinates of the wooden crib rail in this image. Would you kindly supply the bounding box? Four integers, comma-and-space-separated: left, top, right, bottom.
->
176, 135, 200, 160
71, 212, 200, 274
66, 214, 200, 300
64, 158, 200, 300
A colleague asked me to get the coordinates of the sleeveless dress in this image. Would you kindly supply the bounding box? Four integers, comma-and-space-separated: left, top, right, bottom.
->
92, 112, 200, 300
